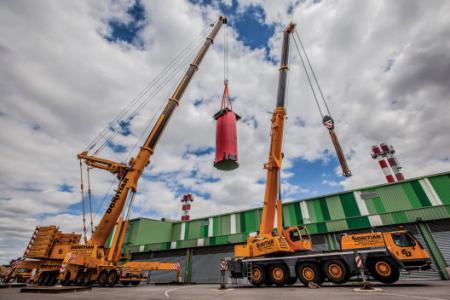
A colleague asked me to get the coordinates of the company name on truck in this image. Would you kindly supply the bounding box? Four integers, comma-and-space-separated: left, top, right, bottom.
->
351, 234, 382, 241
256, 239, 274, 250
107, 178, 129, 214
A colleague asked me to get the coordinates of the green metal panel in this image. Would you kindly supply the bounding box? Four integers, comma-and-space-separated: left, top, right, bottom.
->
402, 183, 425, 209
213, 216, 220, 235
325, 195, 346, 220
363, 189, 386, 214
404, 206, 450, 222
241, 210, 259, 233
133, 218, 173, 245
429, 175, 450, 204
229, 233, 247, 244
187, 220, 202, 240
235, 213, 242, 233
319, 198, 331, 221
346, 216, 370, 229
380, 213, 395, 225
339, 192, 361, 217
391, 211, 408, 224
172, 223, 182, 241
313, 200, 325, 222
307, 223, 327, 234
409, 181, 432, 207
282, 205, 292, 226
177, 239, 197, 248
376, 184, 413, 212
326, 220, 348, 232
220, 215, 231, 235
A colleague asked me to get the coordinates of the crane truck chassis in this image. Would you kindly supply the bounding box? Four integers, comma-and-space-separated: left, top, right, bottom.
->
227, 229, 432, 286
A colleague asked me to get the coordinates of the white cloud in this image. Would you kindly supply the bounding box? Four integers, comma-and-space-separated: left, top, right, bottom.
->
1, 0, 449, 264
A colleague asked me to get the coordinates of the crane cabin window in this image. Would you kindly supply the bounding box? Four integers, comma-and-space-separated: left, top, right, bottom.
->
392, 233, 416, 247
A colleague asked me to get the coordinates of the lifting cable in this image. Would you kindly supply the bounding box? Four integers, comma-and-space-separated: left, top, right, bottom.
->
85, 25, 211, 155
79, 159, 88, 243
92, 37, 207, 155
86, 166, 94, 236
292, 29, 352, 177
91, 23, 211, 221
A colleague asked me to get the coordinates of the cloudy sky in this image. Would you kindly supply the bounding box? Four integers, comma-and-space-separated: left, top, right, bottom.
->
1, 0, 449, 264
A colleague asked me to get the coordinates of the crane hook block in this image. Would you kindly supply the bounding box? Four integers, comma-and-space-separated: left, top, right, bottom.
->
213, 83, 240, 171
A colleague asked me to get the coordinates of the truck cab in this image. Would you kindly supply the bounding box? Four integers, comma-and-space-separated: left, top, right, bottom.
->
283, 226, 312, 252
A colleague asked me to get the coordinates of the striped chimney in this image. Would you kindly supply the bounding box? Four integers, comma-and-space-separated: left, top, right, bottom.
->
380, 143, 405, 181
181, 194, 194, 221
371, 145, 395, 183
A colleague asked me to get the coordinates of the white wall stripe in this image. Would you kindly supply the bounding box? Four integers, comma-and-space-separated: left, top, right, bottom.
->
180, 222, 186, 240
369, 215, 383, 227
139, 245, 145, 252
197, 238, 204, 247
354, 191, 369, 216
208, 217, 214, 237
230, 214, 237, 234
300, 201, 310, 224
170, 241, 177, 249
420, 178, 443, 206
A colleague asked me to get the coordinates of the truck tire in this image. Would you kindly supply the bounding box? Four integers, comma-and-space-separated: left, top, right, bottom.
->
61, 271, 72, 286
37, 272, 47, 286
248, 265, 265, 286
296, 262, 323, 286
107, 270, 118, 287
268, 264, 288, 287
98, 271, 108, 287
322, 260, 349, 284
367, 258, 399, 284
131, 280, 140, 286
75, 271, 85, 286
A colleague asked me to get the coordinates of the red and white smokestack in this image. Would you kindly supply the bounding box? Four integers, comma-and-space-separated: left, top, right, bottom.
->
380, 143, 405, 181
371, 145, 395, 183
181, 194, 193, 221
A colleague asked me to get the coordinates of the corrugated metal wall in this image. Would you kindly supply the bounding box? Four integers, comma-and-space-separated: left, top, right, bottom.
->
125, 172, 450, 282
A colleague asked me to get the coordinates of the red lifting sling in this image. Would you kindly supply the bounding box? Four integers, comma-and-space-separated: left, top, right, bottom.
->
214, 81, 240, 171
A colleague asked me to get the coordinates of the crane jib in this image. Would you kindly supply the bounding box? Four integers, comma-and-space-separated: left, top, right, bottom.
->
107, 178, 129, 214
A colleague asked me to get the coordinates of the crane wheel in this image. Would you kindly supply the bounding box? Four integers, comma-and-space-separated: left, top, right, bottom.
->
61, 271, 72, 286
367, 257, 399, 284
296, 262, 323, 286
121, 281, 130, 286
37, 272, 48, 286
75, 271, 85, 286
323, 260, 349, 284
98, 271, 108, 287
131, 280, 140, 286
268, 264, 288, 287
83, 271, 92, 286
248, 265, 265, 286
48, 271, 59, 286
107, 270, 118, 287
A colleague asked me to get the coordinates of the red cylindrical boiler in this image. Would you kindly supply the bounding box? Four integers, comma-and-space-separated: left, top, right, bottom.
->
213, 81, 240, 171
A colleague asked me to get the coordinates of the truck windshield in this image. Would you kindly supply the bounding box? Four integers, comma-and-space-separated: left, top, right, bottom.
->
392, 233, 416, 247
289, 230, 301, 241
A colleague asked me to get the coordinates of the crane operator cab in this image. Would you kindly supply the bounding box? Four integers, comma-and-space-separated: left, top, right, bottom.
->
283, 225, 312, 252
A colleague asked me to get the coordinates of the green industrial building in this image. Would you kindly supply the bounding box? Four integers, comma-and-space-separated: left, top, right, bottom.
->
121, 171, 450, 283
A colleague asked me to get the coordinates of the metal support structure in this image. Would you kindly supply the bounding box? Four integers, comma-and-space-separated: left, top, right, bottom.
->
416, 221, 449, 280
371, 145, 395, 183
184, 248, 193, 284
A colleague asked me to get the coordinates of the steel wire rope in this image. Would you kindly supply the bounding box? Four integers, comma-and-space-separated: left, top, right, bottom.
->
92, 35, 205, 221
93, 38, 207, 155
294, 29, 332, 117
291, 34, 324, 119
86, 25, 211, 153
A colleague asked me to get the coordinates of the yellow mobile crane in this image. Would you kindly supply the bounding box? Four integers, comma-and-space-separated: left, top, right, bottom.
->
229, 23, 431, 287
8, 16, 227, 287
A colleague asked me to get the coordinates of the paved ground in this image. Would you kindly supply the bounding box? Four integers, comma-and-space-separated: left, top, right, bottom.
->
1, 281, 449, 300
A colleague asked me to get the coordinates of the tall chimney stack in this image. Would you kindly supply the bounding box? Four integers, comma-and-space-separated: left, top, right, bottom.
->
371, 145, 395, 183
181, 194, 193, 221
380, 143, 405, 181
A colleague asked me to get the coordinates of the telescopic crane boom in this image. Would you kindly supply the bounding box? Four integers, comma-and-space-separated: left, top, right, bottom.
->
235, 23, 313, 258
